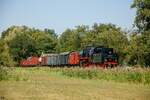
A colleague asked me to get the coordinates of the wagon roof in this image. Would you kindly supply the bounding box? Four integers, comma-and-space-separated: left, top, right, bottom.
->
60, 52, 70, 55
41, 51, 76, 56
42, 53, 59, 57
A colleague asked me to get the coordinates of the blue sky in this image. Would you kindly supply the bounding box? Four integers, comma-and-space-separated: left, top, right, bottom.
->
0, 0, 135, 34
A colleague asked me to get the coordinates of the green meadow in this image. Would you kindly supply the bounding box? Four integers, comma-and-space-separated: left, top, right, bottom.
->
0, 67, 150, 100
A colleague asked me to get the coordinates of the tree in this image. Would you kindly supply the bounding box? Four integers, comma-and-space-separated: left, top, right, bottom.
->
29, 29, 57, 54
58, 25, 88, 52
131, 0, 150, 33
128, 33, 150, 66
9, 33, 36, 62
0, 39, 14, 67
2, 26, 57, 64
130, 0, 150, 66
44, 28, 57, 38
59, 29, 76, 52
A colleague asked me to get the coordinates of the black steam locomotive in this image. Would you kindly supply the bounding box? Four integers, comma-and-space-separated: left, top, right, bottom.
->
79, 46, 118, 67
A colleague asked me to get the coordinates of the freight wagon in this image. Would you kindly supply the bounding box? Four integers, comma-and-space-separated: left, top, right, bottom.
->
20, 57, 40, 67
40, 51, 80, 66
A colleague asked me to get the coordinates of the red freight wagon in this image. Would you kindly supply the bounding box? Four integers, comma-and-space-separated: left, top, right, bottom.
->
68, 52, 80, 65
20, 57, 39, 66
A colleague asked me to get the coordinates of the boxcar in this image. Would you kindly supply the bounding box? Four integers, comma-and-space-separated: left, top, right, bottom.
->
46, 54, 59, 66
68, 51, 80, 65
59, 52, 70, 65
41, 52, 70, 66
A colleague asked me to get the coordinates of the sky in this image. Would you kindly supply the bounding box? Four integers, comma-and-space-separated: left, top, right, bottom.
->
0, 0, 136, 35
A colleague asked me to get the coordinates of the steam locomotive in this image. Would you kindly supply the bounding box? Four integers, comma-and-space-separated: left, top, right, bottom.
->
20, 46, 118, 68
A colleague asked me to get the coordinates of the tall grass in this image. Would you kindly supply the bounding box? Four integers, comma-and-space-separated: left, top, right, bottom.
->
33, 66, 150, 84
0, 66, 28, 81
0, 66, 9, 81
1, 66, 150, 84
58, 67, 150, 84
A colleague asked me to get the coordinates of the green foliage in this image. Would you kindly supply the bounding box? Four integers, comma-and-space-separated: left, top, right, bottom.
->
58, 28, 84, 52
0, 39, 14, 80
131, 0, 150, 32
128, 33, 150, 66
0, 39, 14, 67
130, 0, 150, 66
59, 29, 75, 51
9, 33, 36, 62
1, 26, 57, 64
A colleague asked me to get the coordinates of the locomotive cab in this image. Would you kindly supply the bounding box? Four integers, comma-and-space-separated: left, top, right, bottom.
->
91, 47, 103, 63
80, 46, 94, 57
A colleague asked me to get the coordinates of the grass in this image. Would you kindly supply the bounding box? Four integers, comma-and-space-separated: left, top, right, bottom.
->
60, 67, 150, 84
0, 67, 150, 100
0, 66, 9, 81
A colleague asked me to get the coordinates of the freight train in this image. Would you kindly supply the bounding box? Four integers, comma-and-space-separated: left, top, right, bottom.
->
20, 46, 118, 67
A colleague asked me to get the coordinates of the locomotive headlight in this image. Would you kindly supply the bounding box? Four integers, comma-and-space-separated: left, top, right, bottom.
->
109, 51, 112, 54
